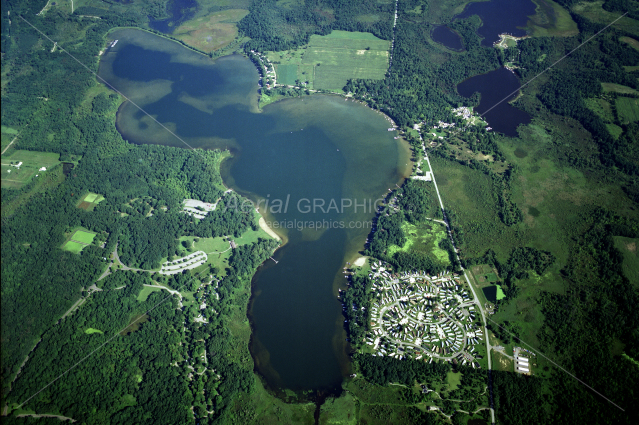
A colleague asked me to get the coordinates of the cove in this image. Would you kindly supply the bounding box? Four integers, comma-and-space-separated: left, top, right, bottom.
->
99, 29, 410, 392
455, 0, 537, 46
457, 67, 531, 137
431, 26, 464, 51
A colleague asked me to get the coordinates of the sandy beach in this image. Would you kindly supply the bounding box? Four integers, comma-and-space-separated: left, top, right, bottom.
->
259, 216, 281, 241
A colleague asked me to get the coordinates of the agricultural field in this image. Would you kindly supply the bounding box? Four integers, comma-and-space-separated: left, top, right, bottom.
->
172, 9, 249, 53
77, 192, 105, 211
1, 150, 61, 189
267, 30, 390, 91
62, 229, 97, 253
616, 97, 639, 124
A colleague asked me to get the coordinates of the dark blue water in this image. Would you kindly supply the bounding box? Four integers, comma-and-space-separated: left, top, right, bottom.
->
431, 25, 464, 51
457, 67, 531, 137
482, 286, 497, 303
455, 0, 537, 46
99, 29, 410, 392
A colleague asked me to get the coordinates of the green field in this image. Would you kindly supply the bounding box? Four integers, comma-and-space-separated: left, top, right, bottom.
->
527, 0, 579, 37
276, 64, 299, 86
584, 97, 614, 122
84, 328, 104, 334
446, 370, 461, 390
1, 150, 61, 189
267, 30, 390, 91
63, 241, 86, 254
137, 286, 164, 302
601, 82, 639, 95
614, 236, 639, 288
572, 1, 639, 37
616, 97, 639, 124
71, 230, 97, 244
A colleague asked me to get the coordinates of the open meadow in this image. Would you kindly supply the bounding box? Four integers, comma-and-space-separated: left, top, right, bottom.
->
267, 30, 390, 91
1, 150, 61, 189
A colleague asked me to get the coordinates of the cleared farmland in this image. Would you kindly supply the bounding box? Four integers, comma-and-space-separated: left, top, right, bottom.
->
1, 150, 60, 189
268, 30, 390, 91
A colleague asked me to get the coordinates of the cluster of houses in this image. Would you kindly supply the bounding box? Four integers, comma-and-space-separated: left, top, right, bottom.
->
362, 262, 484, 367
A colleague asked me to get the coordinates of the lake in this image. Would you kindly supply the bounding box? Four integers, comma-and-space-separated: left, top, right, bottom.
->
431, 25, 464, 51
99, 29, 410, 392
455, 0, 537, 46
457, 67, 531, 137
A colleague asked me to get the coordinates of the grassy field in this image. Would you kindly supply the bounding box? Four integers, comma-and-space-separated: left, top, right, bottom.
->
620, 36, 639, 51
267, 30, 390, 91
584, 97, 615, 122
572, 1, 639, 37
172, 9, 249, 53
71, 230, 97, 244
1, 150, 60, 189
84, 328, 103, 334
63, 241, 86, 254
614, 236, 639, 289
527, 0, 579, 37
601, 82, 639, 95
616, 97, 639, 124
446, 370, 461, 390
137, 286, 164, 302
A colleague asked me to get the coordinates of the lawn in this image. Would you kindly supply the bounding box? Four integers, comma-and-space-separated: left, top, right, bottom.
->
1, 150, 61, 189
446, 370, 462, 391
71, 230, 96, 244
267, 30, 390, 91
137, 286, 164, 302
616, 97, 639, 124
63, 241, 86, 254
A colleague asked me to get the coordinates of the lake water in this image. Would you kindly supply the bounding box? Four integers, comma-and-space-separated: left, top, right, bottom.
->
457, 67, 531, 137
99, 29, 410, 392
431, 26, 464, 51
455, 0, 537, 46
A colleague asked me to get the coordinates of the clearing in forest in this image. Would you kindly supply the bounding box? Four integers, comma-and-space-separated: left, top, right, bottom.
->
267, 30, 390, 91
1, 150, 60, 189
78, 192, 105, 211
62, 229, 97, 253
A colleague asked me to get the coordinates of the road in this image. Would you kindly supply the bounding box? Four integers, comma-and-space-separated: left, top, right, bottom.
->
423, 153, 496, 425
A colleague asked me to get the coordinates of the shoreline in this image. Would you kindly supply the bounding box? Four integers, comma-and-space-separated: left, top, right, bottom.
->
258, 216, 282, 241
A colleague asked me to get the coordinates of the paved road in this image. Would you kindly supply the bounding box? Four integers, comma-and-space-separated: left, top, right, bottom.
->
424, 153, 496, 425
